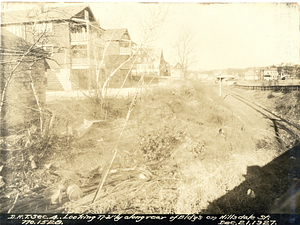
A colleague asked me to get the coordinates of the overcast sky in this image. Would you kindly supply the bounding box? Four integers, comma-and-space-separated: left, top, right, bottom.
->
2, 2, 300, 70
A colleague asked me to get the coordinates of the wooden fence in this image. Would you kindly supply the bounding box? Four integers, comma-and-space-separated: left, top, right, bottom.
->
235, 85, 300, 92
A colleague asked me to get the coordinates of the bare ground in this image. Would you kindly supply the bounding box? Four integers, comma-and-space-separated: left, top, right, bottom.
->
1, 82, 296, 214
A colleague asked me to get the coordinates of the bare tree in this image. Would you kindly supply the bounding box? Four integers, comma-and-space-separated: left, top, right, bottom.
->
134, 3, 170, 47
173, 29, 198, 78
89, 3, 170, 99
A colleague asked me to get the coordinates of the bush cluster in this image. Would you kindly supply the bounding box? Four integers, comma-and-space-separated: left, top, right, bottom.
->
139, 125, 185, 161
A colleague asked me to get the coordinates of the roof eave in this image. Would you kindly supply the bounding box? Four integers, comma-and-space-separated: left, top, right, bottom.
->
1, 18, 72, 25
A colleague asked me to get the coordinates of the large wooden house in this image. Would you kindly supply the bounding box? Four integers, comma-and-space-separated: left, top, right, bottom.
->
101, 28, 133, 83
1, 4, 104, 90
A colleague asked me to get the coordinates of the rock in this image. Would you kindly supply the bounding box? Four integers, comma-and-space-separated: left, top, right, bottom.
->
247, 189, 256, 198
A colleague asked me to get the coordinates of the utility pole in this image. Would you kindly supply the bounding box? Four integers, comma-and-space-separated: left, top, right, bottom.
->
219, 73, 222, 97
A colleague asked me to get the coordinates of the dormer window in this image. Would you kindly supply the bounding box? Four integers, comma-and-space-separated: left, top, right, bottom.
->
120, 42, 129, 48
123, 33, 129, 40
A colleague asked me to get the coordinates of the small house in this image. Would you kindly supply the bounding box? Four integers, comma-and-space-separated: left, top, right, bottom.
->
171, 63, 184, 78
132, 47, 168, 77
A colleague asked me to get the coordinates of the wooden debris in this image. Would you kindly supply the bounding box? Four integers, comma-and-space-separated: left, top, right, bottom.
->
74, 119, 104, 138
0, 176, 5, 188
247, 189, 256, 198
67, 184, 83, 202
43, 184, 64, 206
51, 170, 80, 182
7, 192, 19, 213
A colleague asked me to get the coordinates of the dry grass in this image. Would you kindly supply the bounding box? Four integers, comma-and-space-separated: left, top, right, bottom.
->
61, 81, 281, 214
2, 81, 284, 214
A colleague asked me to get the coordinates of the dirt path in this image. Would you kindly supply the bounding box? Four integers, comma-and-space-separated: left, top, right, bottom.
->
223, 92, 276, 142
202, 87, 299, 214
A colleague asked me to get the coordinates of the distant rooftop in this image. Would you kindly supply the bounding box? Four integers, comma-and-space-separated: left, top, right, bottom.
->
102, 28, 130, 41
1, 4, 96, 24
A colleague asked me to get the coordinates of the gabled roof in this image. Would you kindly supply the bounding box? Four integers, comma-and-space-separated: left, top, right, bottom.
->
147, 48, 163, 60
1, 4, 96, 25
1, 28, 30, 50
172, 62, 182, 69
137, 47, 163, 65
137, 47, 163, 63
102, 28, 130, 41
1, 28, 46, 58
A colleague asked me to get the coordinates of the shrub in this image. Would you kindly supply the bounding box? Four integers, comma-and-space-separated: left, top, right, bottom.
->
139, 125, 184, 161
267, 93, 275, 99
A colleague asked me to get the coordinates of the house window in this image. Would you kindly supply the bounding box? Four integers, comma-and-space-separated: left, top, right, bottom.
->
143, 64, 148, 72
123, 33, 129, 40
70, 24, 87, 33
120, 42, 129, 48
71, 45, 87, 58
35, 22, 53, 33
6, 25, 24, 38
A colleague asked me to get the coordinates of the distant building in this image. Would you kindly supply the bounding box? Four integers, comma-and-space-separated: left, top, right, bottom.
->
132, 47, 168, 76
261, 66, 279, 80
171, 63, 184, 78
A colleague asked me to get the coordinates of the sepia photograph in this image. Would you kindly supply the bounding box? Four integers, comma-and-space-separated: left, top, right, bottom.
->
0, 1, 300, 223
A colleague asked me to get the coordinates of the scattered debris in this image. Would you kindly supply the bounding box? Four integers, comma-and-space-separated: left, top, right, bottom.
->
7, 192, 19, 213
0, 176, 5, 188
51, 170, 80, 182
139, 174, 147, 179
74, 119, 104, 138
67, 184, 83, 202
247, 189, 256, 198
43, 183, 64, 206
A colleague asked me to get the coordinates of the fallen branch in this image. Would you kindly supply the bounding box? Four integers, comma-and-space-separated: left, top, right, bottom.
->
7, 192, 19, 213
92, 76, 144, 203
29, 68, 43, 132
